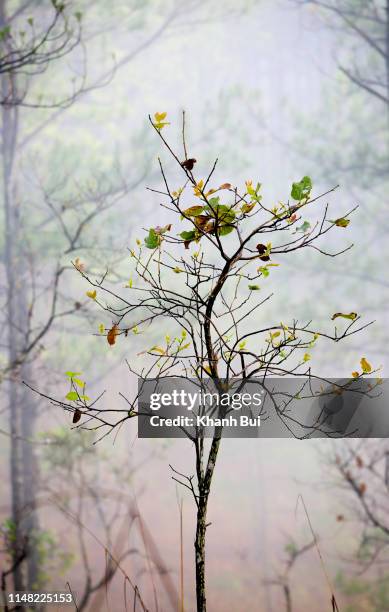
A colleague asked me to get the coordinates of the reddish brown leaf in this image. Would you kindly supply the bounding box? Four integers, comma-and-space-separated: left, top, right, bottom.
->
336, 514, 344, 522
194, 215, 211, 229
359, 482, 367, 496
356, 456, 363, 468
107, 324, 119, 346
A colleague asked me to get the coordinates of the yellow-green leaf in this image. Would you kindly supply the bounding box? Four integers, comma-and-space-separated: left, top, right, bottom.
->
183, 205, 204, 217
331, 217, 350, 228
154, 111, 167, 122
193, 180, 204, 197
331, 312, 357, 321
360, 357, 372, 374
153, 111, 170, 131
66, 391, 79, 402
151, 346, 165, 355
72, 378, 85, 388
86, 290, 97, 299
241, 202, 256, 214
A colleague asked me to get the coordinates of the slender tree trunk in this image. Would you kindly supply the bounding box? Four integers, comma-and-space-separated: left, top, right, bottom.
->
283, 584, 292, 612
195, 436, 221, 612
0, 0, 41, 593
194, 498, 207, 611
1, 26, 26, 593
21, 370, 40, 591
386, 1, 389, 110
194, 252, 236, 610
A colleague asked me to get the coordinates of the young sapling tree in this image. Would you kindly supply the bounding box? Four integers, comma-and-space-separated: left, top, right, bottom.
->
31, 112, 378, 611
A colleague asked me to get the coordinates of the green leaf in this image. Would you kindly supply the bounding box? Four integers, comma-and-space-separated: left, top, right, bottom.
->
179, 230, 196, 241
66, 391, 79, 402
330, 217, 350, 228
205, 201, 236, 224
72, 378, 85, 388
0, 25, 11, 40
296, 221, 311, 233
221, 208, 236, 224
144, 228, 160, 249
218, 225, 234, 236
207, 196, 220, 208
248, 284, 260, 291
291, 176, 312, 201
65, 371, 81, 378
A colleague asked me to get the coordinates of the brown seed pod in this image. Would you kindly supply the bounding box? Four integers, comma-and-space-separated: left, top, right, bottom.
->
73, 409, 81, 424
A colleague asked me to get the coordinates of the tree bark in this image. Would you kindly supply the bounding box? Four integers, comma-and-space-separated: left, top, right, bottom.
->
195, 436, 221, 612
0, 0, 41, 593
1, 26, 25, 592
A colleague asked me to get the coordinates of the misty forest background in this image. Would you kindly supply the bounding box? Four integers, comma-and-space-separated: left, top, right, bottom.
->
1, 0, 389, 610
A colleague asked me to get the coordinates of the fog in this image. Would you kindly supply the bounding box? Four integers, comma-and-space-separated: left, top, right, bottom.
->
1, 1, 387, 611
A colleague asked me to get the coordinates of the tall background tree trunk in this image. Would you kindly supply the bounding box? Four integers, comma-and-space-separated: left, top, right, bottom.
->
1, 0, 41, 593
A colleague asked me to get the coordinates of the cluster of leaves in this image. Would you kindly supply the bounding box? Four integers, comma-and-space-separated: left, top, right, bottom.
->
0, 517, 17, 559
64, 371, 91, 423
31, 528, 74, 589
0, 518, 73, 589
336, 570, 389, 610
